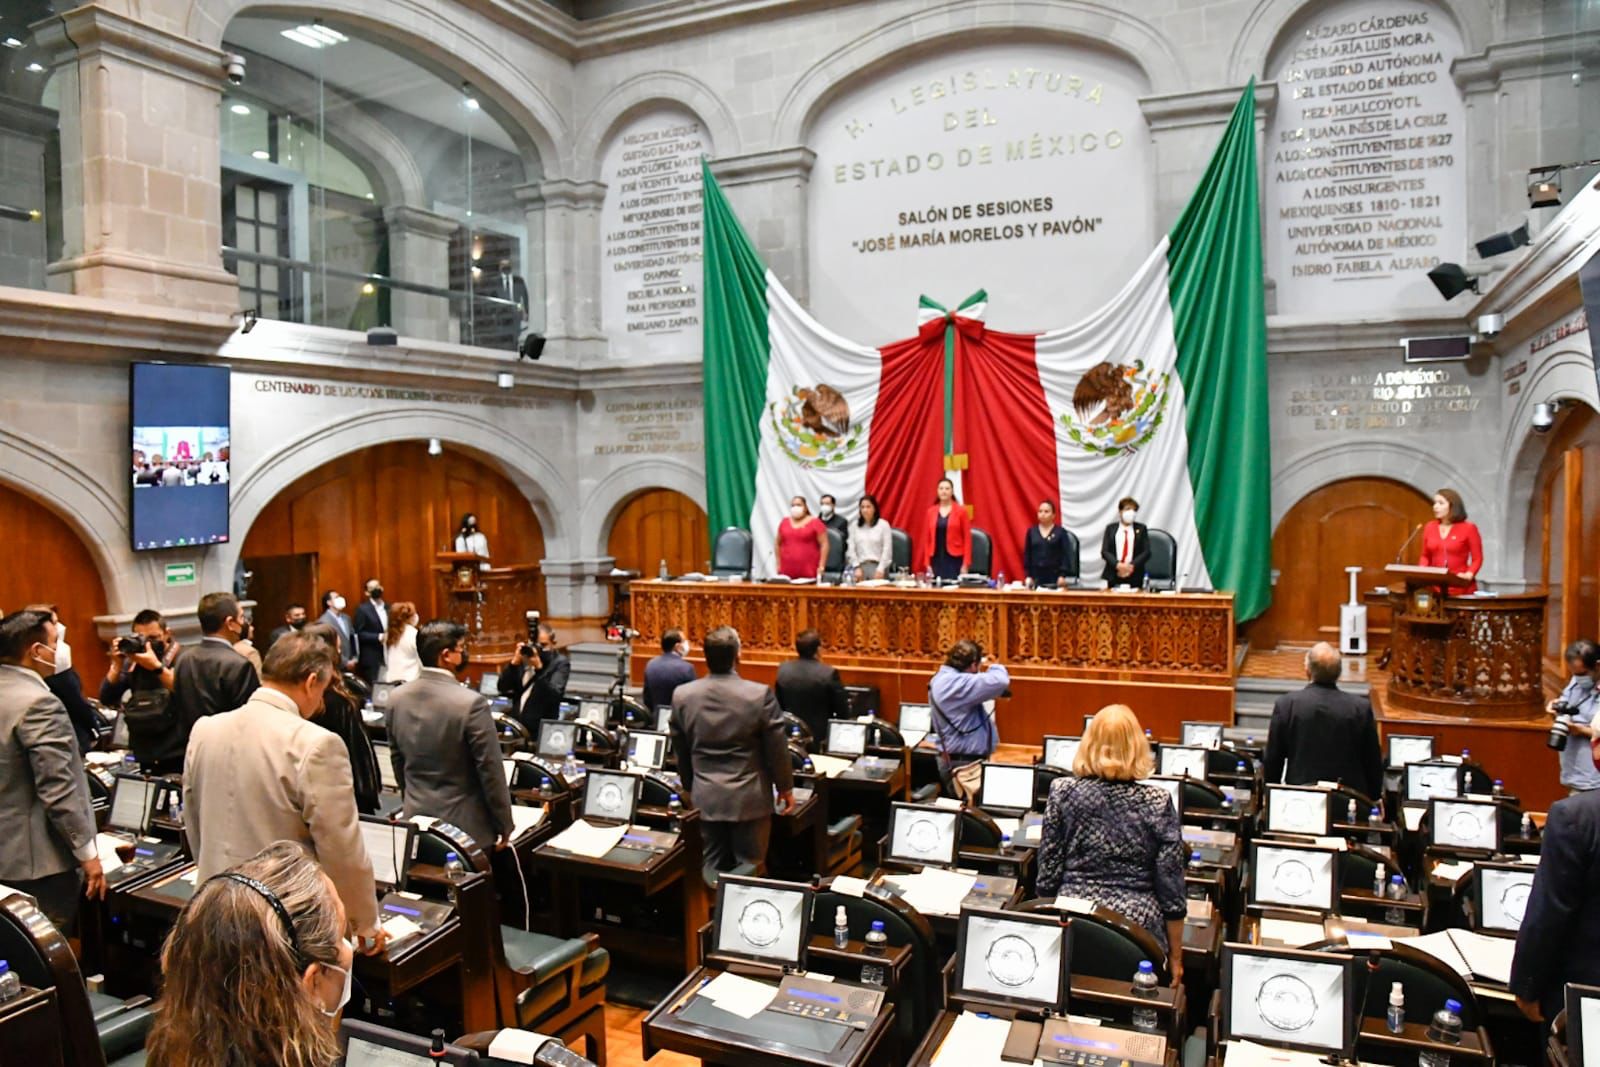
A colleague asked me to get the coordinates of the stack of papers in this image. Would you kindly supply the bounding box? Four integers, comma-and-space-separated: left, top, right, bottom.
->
830, 875, 870, 898
1431, 859, 1475, 882
931, 1012, 1013, 1065
1053, 895, 1097, 914
1397, 929, 1515, 983
807, 754, 853, 778
930, 796, 964, 810
1402, 808, 1426, 831
510, 806, 546, 836
1224, 1040, 1329, 1067
700, 972, 778, 1019
545, 819, 628, 858
1259, 917, 1325, 947
885, 867, 976, 917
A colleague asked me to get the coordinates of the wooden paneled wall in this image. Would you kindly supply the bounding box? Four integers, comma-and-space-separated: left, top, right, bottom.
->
1528, 402, 1600, 659
605, 488, 709, 577
241, 441, 545, 626
1247, 476, 1431, 649
0, 483, 110, 685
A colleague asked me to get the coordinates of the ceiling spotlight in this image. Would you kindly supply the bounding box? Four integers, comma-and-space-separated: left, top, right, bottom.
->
230, 103, 252, 115
1533, 400, 1562, 434
24, 62, 43, 73
238, 308, 258, 334
519, 332, 546, 361
427, 438, 443, 456
251, 149, 269, 160
0, 203, 39, 222
1474, 223, 1530, 259
1529, 172, 1562, 208
3, 37, 24, 49
1426, 263, 1479, 301
496, 371, 514, 390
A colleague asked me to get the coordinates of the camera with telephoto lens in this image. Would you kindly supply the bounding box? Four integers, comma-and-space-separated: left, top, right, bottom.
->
1550, 700, 1575, 750
519, 610, 541, 659
117, 634, 166, 660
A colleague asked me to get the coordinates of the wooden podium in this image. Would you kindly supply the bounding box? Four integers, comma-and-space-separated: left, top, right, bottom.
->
433, 553, 543, 659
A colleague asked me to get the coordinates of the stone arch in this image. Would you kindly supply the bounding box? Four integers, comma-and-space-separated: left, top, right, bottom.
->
0, 430, 153, 609
1498, 348, 1600, 578
580, 457, 708, 559
214, 406, 574, 588
189, 0, 568, 179
569, 72, 741, 182
773, 0, 1180, 146
1229, 0, 1488, 83
1270, 439, 1487, 533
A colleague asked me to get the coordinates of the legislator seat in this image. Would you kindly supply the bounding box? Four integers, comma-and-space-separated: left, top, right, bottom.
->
968, 527, 993, 576
0, 892, 153, 1067
814, 880, 942, 1058
492, 710, 532, 755
1014, 897, 1170, 982
822, 526, 846, 582
1319, 941, 1480, 1031
788, 745, 862, 874
1146, 528, 1178, 587
889, 527, 912, 572
710, 526, 753, 578
1060, 528, 1082, 580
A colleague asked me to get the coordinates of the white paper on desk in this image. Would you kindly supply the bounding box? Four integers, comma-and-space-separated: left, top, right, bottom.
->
94, 834, 126, 875
701, 971, 778, 1019
1397, 930, 1472, 977
893, 867, 976, 917
545, 819, 628, 858
1403, 807, 1426, 831
830, 875, 869, 898
1024, 822, 1042, 843
179, 869, 198, 885
931, 1012, 1014, 1066
1311, 836, 1348, 851
1451, 929, 1516, 983
1259, 917, 1325, 947
510, 806, 546, 836
902, 729, 928, 748
1432, 859, 1475, 882
1224, 1040, 1329, 1067
931, 796, 964, 811
807, 753, 852, 778
1054, 895, 1096, 914
487, 1029, 546, 1064
992, 816, 1021, 840
381, 914, 422, 945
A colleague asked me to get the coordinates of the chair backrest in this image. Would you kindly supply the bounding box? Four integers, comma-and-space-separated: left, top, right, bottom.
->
961, 807, 1003, 849
1013, 897, 1168, 981
1146, 528, 1178, 583
1326, 943, 1481, 1029
411, 821, 489, 879
816, 883, 941, 1053
1208, 749, 1253, 778
1061, 529, 1081, 579
823, 527, 845, 578
1181, 778, 1226, 813
968, 527, 993, 576
787, 743, 811, 772
1338, 845, 1392, 893
711, 527, 753, 577
639, 773, 676, 808
492, 712, 532, 755
864, 716, 905, 750
890, 527, 912, 571
0, 894, 107, 1067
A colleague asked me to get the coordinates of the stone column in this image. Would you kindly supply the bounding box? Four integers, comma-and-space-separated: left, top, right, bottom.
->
33, 6, 236, 315
707, 147, 815, 305
382, 204, 458, 342
539, 178, 605, 361
540, 557, 615, 621
513, 181, 547, 335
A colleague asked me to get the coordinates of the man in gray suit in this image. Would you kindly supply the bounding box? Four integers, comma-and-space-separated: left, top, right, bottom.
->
0, 610, 105, 929
670, 626, 794, 876
386, 620, 514, 854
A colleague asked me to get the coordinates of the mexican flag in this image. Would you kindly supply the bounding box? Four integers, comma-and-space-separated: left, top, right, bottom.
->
703, 83, 1271, 619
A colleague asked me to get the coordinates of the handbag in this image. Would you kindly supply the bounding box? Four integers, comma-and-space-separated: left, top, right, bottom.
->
929, 692, 986, 802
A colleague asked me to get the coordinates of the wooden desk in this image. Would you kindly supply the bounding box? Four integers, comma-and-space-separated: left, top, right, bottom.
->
768, 785, 827, 882
631, 581, 1237, 735
0, 987, 65, 1067
910, 1004, 1183, 1066
825, 758, 909, 868
643, 966, 898, 1066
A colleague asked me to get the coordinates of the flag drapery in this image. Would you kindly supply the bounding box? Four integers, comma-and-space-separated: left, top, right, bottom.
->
702, 83, 1271, 619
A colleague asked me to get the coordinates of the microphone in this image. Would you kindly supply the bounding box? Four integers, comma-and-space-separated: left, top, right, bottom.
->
1393, 523, 1423, 563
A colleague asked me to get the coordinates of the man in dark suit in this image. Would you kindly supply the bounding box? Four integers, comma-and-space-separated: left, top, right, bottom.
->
352, 578, 388, 687
818, 494, 850, 539
1511, 785, 1600, 1022
265, 603, 308, 652
775, 627, 849, 741
1263, 642, 1383, 799
0, 610, 106, 930
172, 592, 260, 739
643, 628, 697, 712
1100, 495, 1150, 588
497, 621, 569, 730
318, 589, 358, 673
670, 626, 794, 876
386, 620, 514, 853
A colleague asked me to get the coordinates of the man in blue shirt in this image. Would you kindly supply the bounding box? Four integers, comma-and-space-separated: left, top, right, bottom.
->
928, 639, 1010, 772
1553, 639, 1600, 794
643, 628, 697, 713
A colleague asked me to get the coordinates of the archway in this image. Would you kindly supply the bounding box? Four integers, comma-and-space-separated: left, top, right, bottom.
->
606, 489, 709, 577
1248, 477, 1432, 649
0, 483, 111, 684
239, 440, 545, 629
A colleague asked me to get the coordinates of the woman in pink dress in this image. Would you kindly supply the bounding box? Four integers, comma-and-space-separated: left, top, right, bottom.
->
775, 495, 829, 579
1418, 487, 1484, 595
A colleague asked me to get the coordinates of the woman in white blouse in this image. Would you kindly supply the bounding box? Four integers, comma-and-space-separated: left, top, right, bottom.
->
384, 601, 422, 683
847, 494, 894, 580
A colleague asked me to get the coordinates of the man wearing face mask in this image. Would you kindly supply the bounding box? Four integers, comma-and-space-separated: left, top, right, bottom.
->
317, 589, 359, 673
265, 602, 308, 653
1100, 496, 1150, 589
0, 609, 106, 930
643, 628, 698, 713
386, 621, 515, 855
352, 578, 388, 687
497, 621, 569, 731
101, 608, 183, 773
24, 603, 101, 754
172, 591, 260, 737
184, 631, 386, 956
454, 512, 491, 569
818, 494, 850, 540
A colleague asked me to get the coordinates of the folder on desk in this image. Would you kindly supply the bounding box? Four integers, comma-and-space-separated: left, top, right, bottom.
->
807, 753, 852, 778
546, 818, 628, 858
1397, 929, 1511, 982
510, 806, 546, 837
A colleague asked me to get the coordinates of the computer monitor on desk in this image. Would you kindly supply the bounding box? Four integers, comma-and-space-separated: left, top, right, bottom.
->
1566, 984, 1600, 1067
825, 720, 868, 759
108, 774, 158, 835
953, 907, 1069, 1015
537, 721, 576, 760
1474, 860, 1534, 935
1405, 761, 1464, 803
578, 698, 610, 729
583, 769, 640, 824
1429, 796, 1501, 854
341, 1019, 477, 1065
897, 703, 932, 746
628, 730, 669, 771
711, 875, 813, 972
1182, 722, 1225, 749
1042, 736, 1080, 773
1221, 944, 1355, 1056
1264, 785, 1333, 837
1157, 744, 1208, 781
979, 762, 1036, 817
357, 816, 415, 893
1249, 840, 1338, 914
1387, 734, 1435, 769
371, 742, 401, 793
655, 705, 672, 732
886, 802, 960, 869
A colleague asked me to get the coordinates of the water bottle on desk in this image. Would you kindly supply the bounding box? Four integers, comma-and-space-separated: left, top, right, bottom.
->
1521, 813, 1535, 839
996, 570, 1006, 589
1346, 798, 1358, 826
1368, 807, 1384, 845
539, 775, 553, 801
1188, 851, 1204, 872
1385, 875, 1407, 925
0, 960, 20, 1002
1492, 779, 1504, 798
443, 851, 466, 903
668, 793, 683, 832
861, 921, 888, 986
658, 558, 668, 581
1420, 999, 1463, 1067
1131, 960, 1160, 1032
1386, 982, 1405, 1034
834, 905, 850, 950
1373, 863, 1387, 897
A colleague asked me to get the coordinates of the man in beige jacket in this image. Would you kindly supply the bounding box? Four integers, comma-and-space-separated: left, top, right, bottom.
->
184, 630, 387, 953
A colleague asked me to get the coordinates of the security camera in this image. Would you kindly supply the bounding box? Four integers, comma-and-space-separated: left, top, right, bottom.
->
225, 53, 245, 85
1533, 400, 1561, 434
1477, 313, 1504, 337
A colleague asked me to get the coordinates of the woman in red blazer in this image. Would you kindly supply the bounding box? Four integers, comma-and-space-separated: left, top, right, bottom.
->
1418, 486, 1484, 595
915, 477, 971, 580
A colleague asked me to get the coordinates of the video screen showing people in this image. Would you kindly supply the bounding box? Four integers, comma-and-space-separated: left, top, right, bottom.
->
130, 363, 231, 551
132, 428, 231, 488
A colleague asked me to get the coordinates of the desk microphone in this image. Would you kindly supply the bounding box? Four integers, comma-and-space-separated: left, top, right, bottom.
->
1392, 523, 1423, 563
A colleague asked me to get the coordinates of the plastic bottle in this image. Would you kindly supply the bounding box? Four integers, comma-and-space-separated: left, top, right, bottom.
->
668, 793, 683, 832
1387, 873, 1405, 900
1521, 813, 1535, 839
539, 775, 553, 800
1131, 960, 1160, 1032
1347, 798, 1358, 825
1460, 748, 1471, 763
1368, 807, 1384, 844
1189, 850, 1204, 871
996, 570, 1007, 588
834, 905, 850, 950
658, 558, 668, 581
1000, 833, 1013, 854
1385, 875, 1407, 924
861, 921, 888, 986
0, 961, 19, 1002
1235, 760, 1247, 775
562, 752, 579, 780
1373, 862, 1387, 897
1420, 999, 1463, 1067
1492, 779, 1504, 798
443, 851, 466, 882
1386, 982, 1405, 1034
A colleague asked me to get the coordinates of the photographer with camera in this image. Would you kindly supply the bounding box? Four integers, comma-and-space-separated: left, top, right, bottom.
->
497, 613, 569, 730
100, 609, 183, 773
1550, 639, 1600, 795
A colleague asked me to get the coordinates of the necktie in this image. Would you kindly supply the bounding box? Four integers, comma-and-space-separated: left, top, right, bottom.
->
1120, 528, 1129, 563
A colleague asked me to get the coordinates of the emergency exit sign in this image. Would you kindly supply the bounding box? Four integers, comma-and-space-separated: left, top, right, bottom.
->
164, 562, 196, 587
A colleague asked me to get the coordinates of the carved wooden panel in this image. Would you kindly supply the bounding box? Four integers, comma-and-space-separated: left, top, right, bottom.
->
1382, 591, 1546, 718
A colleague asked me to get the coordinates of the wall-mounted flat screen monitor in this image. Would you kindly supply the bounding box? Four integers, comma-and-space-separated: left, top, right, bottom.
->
130, 362, 231, 550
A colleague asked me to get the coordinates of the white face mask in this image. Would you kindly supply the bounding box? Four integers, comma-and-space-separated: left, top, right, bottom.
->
819, 505, 834, 518
331, 596, 346, 612
54, 640, 72, 675
31, 642, 57, 674
1121, 509, 1136, 525
319, 943, 353, 1016
790, 505, 805, 520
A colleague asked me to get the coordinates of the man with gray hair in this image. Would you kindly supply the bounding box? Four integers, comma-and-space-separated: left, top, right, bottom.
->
1263, 641, 1383, 799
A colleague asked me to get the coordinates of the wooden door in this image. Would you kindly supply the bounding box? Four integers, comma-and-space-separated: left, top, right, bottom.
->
0, 483, 111, 684
1248, 477, 1432, 648
1527, 402, 1600, 659
606, 489, 709, 576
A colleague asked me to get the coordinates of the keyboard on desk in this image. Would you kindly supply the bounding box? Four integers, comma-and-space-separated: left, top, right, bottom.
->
1037, 1018, 1167, 1067
845, 757, 899, 780
616, 827, 677, 853
105, 839, 182, 886
377, 893, 453, 941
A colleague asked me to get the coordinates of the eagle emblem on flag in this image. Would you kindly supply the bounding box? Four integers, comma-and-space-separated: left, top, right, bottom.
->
770, 383, 865, 469
1060, 359, 1171, 456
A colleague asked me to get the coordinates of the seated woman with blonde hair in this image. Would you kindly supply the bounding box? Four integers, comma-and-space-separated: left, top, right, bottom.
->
1034, 704, 1186, 975
146, 841, 353, 1067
